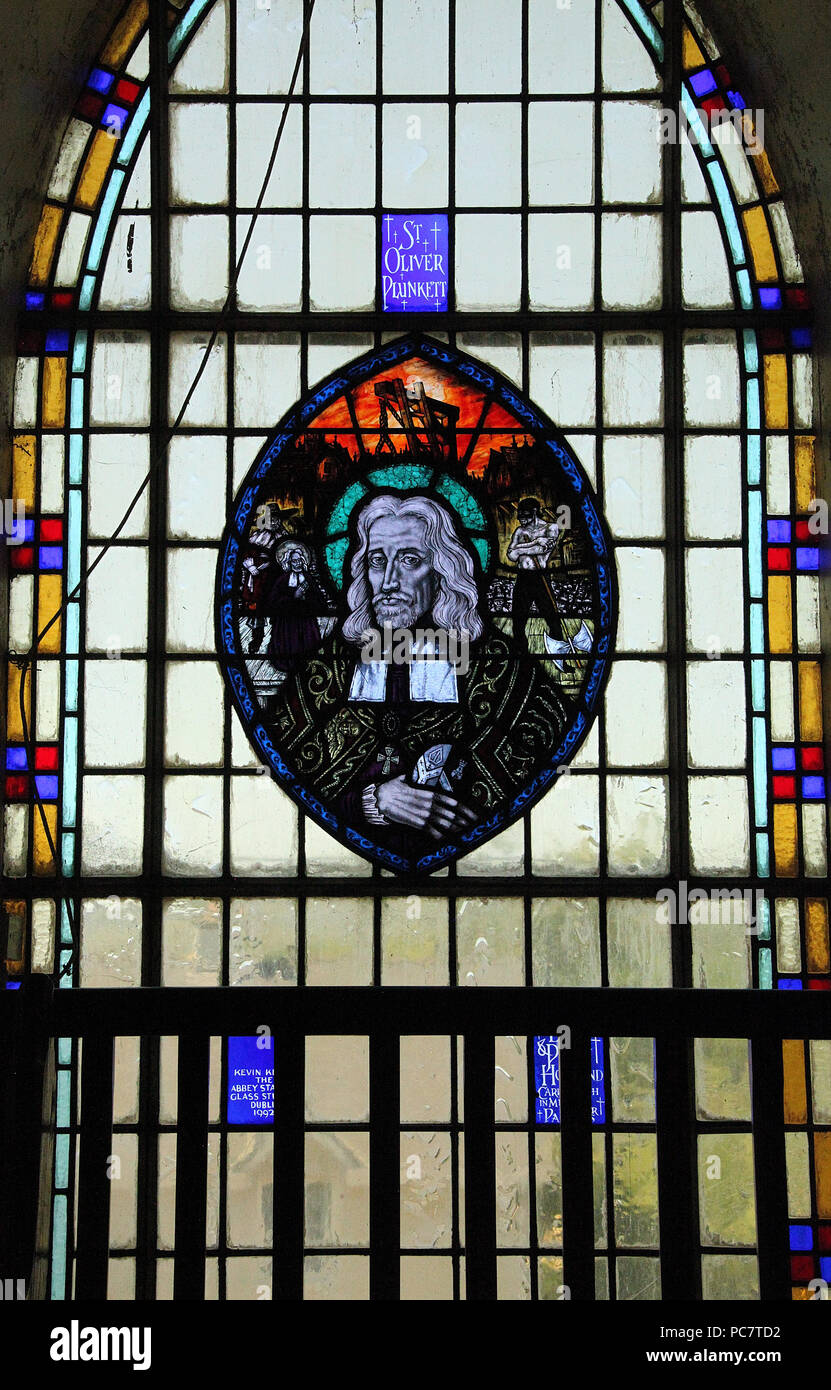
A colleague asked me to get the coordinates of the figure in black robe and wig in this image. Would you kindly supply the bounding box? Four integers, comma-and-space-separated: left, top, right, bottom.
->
265, 494, 572, 859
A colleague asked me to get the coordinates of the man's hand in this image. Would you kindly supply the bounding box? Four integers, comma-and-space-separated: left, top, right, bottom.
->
375, 774, 478, 839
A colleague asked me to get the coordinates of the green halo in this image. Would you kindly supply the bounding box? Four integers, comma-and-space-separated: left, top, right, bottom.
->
323, 464, 492, 589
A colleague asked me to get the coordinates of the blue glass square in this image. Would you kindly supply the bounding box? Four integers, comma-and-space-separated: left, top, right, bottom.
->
759, 287, 782, 309
790, 1224, 813, 1252
767, 520, 791, 544
728, 89, 746, 110
690, 70, 718, 97
45, 330, 70, 354
772, 747, 796, 772
38, 546, 63, 571
382, 214, 449, 312
102, 103, 128, 135
802, 776, 826, 800
25, 292, 45, 310
792, 328, 813, 349
227, 1035, 274, 1124
796, 547, 820, 571
778, 979, 803, 990
6, 748, 28, 771
35, 775, 59, 801
7, 516, 35, 543
88, 67, 114, 94
821, 1257, 831, 1283
5, 982, 21, 991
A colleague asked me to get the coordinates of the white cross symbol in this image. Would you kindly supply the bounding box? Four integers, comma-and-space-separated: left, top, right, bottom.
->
380, 746, 400, 775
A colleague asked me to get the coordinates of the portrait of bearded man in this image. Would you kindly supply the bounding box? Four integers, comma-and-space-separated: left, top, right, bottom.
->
266, 492, 572, 857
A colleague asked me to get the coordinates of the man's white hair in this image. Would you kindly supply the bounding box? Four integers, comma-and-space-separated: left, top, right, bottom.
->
341, 493, 483, 644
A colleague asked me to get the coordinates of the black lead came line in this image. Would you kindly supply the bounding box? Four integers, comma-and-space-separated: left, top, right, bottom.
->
15, 0, 320, 981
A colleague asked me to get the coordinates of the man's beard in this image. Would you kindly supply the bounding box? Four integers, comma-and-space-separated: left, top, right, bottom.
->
371, 595, 430, 630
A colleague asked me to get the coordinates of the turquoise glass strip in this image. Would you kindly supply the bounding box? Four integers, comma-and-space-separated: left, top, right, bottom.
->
708, 164, 745, 265
79, 273, 96, 311
67, 492, 82, 592
743, 329, 759, 373
758, 948, 773, 989
751, 659, 766, 712
736, 268, 753, 309
748, 490, 762, 598
69, 436, 83, 485
56, 1069, 71, 1127
169, 0, 214, 60
66, 603, 80, 656
65, 659, 79, 711
62, 718, 78, 828
756, 832, 771, 878
61, 832, 75, 877
747, 434, 761, 486
619, 0, 664, 59
86, 169, 125, 273
750, 603, 764, 654
747, 378, 761, 429
758, 896, 772, 942
70, 378, 84, 432
752, 716, 768, 827
118, 88, 150, 167
50, 1196, 67, 1300
71, 331, 88, 374
681, 89, 714, 158
55, 1133, 70, 1189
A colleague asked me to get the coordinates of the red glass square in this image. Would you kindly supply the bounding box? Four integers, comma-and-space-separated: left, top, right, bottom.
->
808, 980, 831, 990
77, 92, 104, 121
715, 65, 732, 87
791, 1255, 815, 1281
819, 1227, 831, 1251
761, 329, 786, 351
773, 775, 796, 799
796, 520, 812, 540
786, 287, 810, 308
115, 78, 141, 104
5, 774, 29, 800
35, 746, 59, 771
768, 547, 791, 571
17, 329, 42, 355
9, 546, 34, 571
701, 96, 727, 117
802, 747, 824, 771
51, 291, 73, 309
40, 519, 64, 543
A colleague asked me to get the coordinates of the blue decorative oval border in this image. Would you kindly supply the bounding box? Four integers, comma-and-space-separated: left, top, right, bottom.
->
216, 333, 617, 874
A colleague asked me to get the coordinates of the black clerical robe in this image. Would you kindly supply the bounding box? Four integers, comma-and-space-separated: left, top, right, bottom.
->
266, 626, 571, 855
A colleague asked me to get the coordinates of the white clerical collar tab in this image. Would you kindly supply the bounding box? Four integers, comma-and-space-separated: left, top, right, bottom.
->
347, 660, 460, 704
409, 660, 458, 704
348, 661, 388, 702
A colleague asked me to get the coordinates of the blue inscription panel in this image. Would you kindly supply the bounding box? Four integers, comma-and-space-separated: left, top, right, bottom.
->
534, 1035, 606, 1125
227, 1035, 274, 1124
381, 214, 449, 312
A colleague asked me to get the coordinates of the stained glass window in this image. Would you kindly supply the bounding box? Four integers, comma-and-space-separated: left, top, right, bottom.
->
2, 0, 829, 1313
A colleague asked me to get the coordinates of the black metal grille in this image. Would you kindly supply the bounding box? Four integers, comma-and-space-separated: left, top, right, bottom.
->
3, 977, 828, 1301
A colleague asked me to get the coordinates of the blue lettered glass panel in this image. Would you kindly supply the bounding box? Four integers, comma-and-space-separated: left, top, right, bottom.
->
382, 214, 449, 312
534, 1035, 606, 1125
227, 1035, 275, 1125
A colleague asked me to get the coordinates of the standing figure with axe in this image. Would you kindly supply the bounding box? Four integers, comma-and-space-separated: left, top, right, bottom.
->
507, 497, 565, 654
